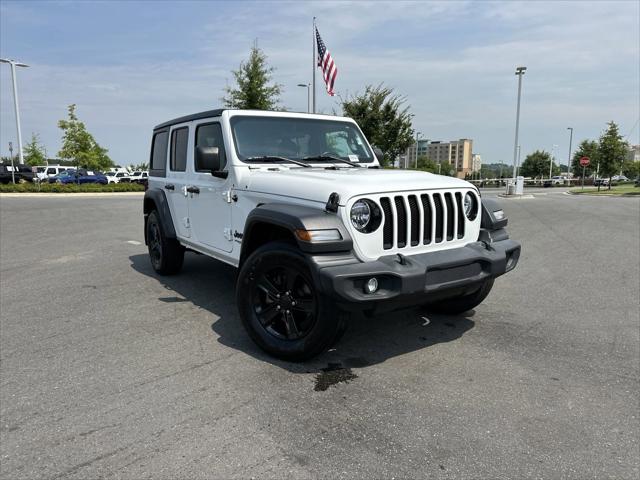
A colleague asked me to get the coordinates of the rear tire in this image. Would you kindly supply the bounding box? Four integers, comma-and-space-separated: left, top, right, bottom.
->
236, 242, 348, 361
146, 210, 184, 275
425, 279, 495, 315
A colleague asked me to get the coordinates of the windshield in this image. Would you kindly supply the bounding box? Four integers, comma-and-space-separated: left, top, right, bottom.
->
230, 116, 375, 164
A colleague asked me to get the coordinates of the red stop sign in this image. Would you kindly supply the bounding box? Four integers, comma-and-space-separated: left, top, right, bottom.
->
580, 156, 590, 167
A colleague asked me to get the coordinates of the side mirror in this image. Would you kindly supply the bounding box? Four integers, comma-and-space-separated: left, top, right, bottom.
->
195, 146, 221, 172
372, 146, 384, 162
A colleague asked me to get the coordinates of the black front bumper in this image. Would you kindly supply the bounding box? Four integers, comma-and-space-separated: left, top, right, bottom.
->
311, 236, 520, 312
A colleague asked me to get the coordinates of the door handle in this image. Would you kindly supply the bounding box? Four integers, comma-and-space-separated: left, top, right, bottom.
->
186, 186, 200, 194
164, 184, 175, 190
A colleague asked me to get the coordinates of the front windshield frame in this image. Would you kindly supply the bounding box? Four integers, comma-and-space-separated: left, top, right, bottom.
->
230, 115, 375, 165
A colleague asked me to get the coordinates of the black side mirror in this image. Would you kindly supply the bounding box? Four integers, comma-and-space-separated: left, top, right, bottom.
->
196, 146, 227, 178
372, 146, 384, 162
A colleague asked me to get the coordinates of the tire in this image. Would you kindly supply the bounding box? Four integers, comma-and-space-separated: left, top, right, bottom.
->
146, 210, 185, 275
425, 278, 495, 315
236, 242, 348, 361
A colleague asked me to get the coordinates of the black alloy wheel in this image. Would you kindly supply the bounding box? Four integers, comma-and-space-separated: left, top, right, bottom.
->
236, 241, 348, 361
252, 265, 318, 341
145, 210, 184, 275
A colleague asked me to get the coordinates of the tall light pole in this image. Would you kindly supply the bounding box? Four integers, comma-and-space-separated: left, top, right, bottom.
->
0, 58, 29, 165
510, 66, 527, 193
297, 83, 310, 113
566, 127, 573, 185
414, 131, 422, 169
549, 144, 558, 179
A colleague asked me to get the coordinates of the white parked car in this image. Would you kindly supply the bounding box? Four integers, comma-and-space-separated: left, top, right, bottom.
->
129, 171, 149, 183
35, 165, 72, 181
106, 171, 132, 184
143, 109, 521, 360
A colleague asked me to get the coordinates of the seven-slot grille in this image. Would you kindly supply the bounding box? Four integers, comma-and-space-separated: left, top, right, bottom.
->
379, 191, 468, 250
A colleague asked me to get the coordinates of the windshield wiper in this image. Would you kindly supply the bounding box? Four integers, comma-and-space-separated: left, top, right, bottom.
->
302, 154, 362, 168
244, 155, 311, 168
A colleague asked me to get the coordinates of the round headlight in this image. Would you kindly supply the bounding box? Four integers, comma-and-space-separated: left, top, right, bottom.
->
464, 192, 477, 220
350, 200, 371, 230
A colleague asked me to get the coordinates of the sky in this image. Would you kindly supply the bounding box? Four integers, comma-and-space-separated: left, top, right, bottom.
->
1, 0, 639, 167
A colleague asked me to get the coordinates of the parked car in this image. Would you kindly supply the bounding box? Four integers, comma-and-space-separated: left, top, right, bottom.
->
0, 164, 36, 184
35, 165, 73, 181
634, 177, 639, 187
48, 169, 108, 184
612, 175, 629, 182
129, 171, 149, 184
114, 172, 131, 183
143, 108, 521, 360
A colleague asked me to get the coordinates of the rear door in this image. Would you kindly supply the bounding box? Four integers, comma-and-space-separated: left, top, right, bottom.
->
166, 124, 191, 239
188, 121, 233, 253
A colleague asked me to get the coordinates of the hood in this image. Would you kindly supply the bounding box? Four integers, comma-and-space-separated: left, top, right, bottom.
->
244, 167, 474, 205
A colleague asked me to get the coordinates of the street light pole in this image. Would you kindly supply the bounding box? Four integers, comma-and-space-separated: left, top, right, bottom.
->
566, 127, 573, 186
549, 144, 558, 179
510, 66, 527, 194
414, 131, 422, 169
0, 58, 29, 165
297, 83, 311, 113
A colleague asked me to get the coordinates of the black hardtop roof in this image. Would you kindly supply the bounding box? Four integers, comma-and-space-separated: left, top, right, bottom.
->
154, 109, 226, 130
154, 108, 343, 130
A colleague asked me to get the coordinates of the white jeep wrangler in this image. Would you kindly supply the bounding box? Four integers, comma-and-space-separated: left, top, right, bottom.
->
144, 109, 520, 360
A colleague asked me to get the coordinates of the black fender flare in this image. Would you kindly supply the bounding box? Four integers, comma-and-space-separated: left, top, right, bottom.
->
143, 188, 176, 244
241, 203, 353, 259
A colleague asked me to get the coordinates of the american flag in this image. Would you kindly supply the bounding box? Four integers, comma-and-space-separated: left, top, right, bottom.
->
316, 27, 337, 96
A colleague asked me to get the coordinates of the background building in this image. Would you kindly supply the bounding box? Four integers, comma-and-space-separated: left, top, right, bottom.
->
403, 138, 474, 178
472, 153, 482, 172
628, 145, 640, 162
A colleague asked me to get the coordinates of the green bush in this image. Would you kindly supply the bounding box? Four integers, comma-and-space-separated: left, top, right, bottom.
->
0, 182, 145, 193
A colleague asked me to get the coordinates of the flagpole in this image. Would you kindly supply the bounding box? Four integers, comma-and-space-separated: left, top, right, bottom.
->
312, 17, 316, 113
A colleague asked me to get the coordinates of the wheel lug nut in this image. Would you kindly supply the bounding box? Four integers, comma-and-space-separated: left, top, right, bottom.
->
292, 301, 296, 306
276, 305, 281, 310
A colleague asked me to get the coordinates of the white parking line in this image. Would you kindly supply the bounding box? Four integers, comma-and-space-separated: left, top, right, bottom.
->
127, 240, 142, 245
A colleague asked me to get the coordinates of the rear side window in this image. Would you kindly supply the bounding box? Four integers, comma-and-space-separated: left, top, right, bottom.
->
170, 127, 189, 172
195, 123, 226, 171
150, 130, 169, 175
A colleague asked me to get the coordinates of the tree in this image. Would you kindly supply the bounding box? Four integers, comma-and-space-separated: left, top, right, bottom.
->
23, 133, 47, 166
416, 155, 438, 173
341, 84, 414, 167
58, 104, 112, 171
520, 150, 559, 178
571, 140, 599, 178
128, 162, 149, 171
438, 160, 456, 177
621, 159, 640, 179
222, 43, 282, 110
597, 121, 628, 189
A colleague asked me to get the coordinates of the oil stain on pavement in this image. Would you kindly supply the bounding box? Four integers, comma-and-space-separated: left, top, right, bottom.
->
314, 363, 358, 391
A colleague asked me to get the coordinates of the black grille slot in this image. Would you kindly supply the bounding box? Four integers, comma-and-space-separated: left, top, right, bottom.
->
380, 197, 393, 250
433, 194, 444, 243
421, 194, 432, 244
394, 196, 407, 248
444, 192, 455, 241
408, 195, 420, 246
455, 192, 465, 238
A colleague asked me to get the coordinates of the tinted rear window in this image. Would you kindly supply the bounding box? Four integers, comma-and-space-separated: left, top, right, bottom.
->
151, 131, 169, 173
170, 127, 189, 172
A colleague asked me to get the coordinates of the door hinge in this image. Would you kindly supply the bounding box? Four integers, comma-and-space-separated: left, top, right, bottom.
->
222, 190, 232, 203
223, 228, 233, 241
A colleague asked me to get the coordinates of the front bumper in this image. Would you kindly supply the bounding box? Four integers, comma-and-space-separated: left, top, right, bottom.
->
312, 236, 520, 311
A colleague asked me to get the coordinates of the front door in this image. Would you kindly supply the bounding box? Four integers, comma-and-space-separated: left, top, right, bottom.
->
188, 121, 233, 253
166, 124, 191, 238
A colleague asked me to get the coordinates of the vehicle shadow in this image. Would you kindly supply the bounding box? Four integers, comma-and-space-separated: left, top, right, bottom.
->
129, 253, 476, 373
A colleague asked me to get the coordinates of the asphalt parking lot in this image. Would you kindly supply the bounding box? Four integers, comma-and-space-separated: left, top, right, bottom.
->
1, 190, 639, 479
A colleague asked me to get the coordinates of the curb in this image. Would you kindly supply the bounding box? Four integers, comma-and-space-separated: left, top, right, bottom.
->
0, 192, 145, 198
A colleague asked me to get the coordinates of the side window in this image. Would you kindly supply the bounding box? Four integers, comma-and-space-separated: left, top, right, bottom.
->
170, 127, 189, 172
47, 168, 56, 174
151, 130, 169, 174
195, 123, 226, 171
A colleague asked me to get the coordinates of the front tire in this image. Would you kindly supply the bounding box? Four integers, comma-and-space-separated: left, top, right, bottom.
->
236, 242, 347, 361
146, 210, 184, 275
425, 279, 495, 315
